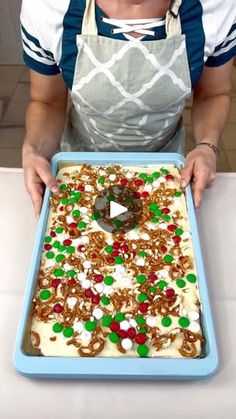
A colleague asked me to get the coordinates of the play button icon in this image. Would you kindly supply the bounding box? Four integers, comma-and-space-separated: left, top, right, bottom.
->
93, 185, 143, 234
110, 201, 128, 219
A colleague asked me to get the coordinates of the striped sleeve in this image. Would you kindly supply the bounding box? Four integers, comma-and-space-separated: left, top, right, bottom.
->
206, 22, 236, 67
20, 0, 60, 75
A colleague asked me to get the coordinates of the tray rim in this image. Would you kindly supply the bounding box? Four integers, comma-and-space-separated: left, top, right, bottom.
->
13, 152, 219, 379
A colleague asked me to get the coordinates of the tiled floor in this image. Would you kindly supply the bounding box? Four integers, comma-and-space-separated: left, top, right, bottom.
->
0, 64, 236, 170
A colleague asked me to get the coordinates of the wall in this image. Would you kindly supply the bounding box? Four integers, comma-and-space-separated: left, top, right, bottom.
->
0, 0, 23, 64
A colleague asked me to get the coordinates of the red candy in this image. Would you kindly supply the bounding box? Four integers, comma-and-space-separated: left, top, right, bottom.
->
167, 224, 177, 232
113, 242, 120, 250
162, 208, 170, 214
121, 244, 129, 253
94, 274, 104, 283
111, 250, 119, 257
148, 273, 157, 282
53, 303, 63, 313
77, 185, 85, 191
59, 206, 64, 211
110, 321, 120, 332
44, 244, 52, 251
63, 239, 72, 246
120, 178, 128, 186
69, 222, 77, 228
92, 294, 100, 304
52, 279, 61, 288
85, 288, 94, 298
77, 244, 85, 252
50, 231, 56, 237
90, 252, 98, 259
139, 302, 148, 313
106, 256, 115, 264
118, 329, 127, 339
173, 236, 181, 244
67, 279, 77, 286
135, 333, 147, 345
133, 192, 141, 199
160, 245, 167, 254
141, 191, 149, 199
165, 174, 174, 181
134, 179, 144, 187
127, 327, 136, 339
166, 288, 175, 297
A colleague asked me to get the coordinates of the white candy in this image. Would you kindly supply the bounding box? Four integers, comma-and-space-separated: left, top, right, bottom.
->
80, 235, 89, 244
113, 271, 122, 280
159, 269, 169, 278
104, 286, 114, 295
122, 277, 132, 287
136, 258, 145, 266
159, 223, 167, 230
80, 206, 88, 214
115, 265, 125, 273
140, 233, 150, 240
146, 316, 157, 327
77, 272, 86, 281
158, 176, 166, 183
152, 180, 160, 188
109, 174, 116, 181
99, 169, 106, 176
125, 172, 133, 179
83, 260, 91, 269
92, 308, 104, 320
73, 321, 84, 333
188, 321, 201, 333
66, 215, 74, 224
106, 238, 114, 245
127, 231, 140, 240
67, 297, 77, 309
121, 338, 133, 351
85, 185, 93, 192
94, 283, 104, 294
81, 279, 91, 289
188, 310, 199, 321
120, 320, 130, 330
181, 231, 191, 240
143, 184, 153, 192
63, 263, 72, 271
129, 319, 137, 328
80, 331, 92, 343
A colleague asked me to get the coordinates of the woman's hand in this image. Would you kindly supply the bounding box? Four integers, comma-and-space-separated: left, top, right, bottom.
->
23, 147, 59, 218
180, 146, 217, 209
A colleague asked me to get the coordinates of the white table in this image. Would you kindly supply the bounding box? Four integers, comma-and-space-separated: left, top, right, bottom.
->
0, 169, 236, 419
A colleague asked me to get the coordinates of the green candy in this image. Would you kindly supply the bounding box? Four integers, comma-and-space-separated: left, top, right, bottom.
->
162, 316, 172, 327
60, 184, 67, 191
153, 208, 162, 216
104, 275, 114, 285
77, 221, 87, 229
46, 251, 54, 259
53, 323, 63, 333
163, 254, 174, 263
151, 217, 159, 223
61, 198, 69, 205
107, 194, 115, 202
114, 220, 122, 228
45, 236, 52, 243
139, 173, 147, 180
85, 321, 97, 332
114, 312, 125, 322
135, 315, 146, 325
53, 240, 60, 249
146, 176, 153, 183
114, 256, 124, 264
162, 214, 171, 222
105, 245, 113, 254
136, 274, 147, 284
186, 273, 197, 283
98, 177, 105, 184
157, 280, 168, 291
66, 270, 76, 278
102, 315, 113, 327
101, 296, 110, 305
175, 228, 184, 236
55, 227, 64, 234
69, 197, 78, 204
179, 317, 190, 328
148, 202, 159, 212
149, 285, 156, 294
109, 332, 120, 343
137, 344, 149, 357
40, 290, 51, 300
91, 212, 100, 220
59, 245, 66, 252
139, 327, 147, 334
72, 210, 81, 218
176, 279, 186, 288
138, 293, 148, 303
63, 327, 74, 338
55, 254, 66, 263
174, 191, 182, 197
137, 250, 147, 257
152, 172, 160, 179
160, 168, 169, 175
54, 268, 64, 277
66, 246, 75, 254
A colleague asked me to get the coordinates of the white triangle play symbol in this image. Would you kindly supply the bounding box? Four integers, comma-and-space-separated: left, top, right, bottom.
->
110, 201, 128, 219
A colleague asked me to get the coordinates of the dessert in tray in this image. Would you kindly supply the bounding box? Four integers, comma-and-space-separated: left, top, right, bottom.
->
30, 163, 204, 358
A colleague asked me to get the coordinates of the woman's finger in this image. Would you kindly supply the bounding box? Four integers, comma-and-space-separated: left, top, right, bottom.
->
180, 157, 195, 188
193, 170, 209, 209
36, 161, 59, 193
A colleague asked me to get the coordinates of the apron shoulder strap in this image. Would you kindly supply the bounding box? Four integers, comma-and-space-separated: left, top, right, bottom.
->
165, 0, 183, 38
81, 0, 98, 36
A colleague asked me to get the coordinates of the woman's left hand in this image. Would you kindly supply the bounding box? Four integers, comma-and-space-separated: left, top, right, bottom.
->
180, 146, 217, 209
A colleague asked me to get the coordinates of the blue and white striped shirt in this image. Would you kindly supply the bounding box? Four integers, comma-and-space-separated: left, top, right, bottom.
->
20, 0, 236, 89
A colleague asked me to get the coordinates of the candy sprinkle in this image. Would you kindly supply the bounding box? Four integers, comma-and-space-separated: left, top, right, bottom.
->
137, 344, 149, 357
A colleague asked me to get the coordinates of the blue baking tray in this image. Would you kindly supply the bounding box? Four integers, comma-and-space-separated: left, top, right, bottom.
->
13, 152, 218, 379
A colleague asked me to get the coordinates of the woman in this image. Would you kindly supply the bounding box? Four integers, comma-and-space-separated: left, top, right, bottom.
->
20, 0, 236, 216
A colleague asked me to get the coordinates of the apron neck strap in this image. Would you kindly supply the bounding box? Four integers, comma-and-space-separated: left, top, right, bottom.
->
82, 0, 183, 38
82, 0, 98, 36
165, 0, 182, 38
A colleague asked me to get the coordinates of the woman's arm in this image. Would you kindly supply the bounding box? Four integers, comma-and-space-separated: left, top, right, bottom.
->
23, 70, 68, 217
181, 59, 234, 208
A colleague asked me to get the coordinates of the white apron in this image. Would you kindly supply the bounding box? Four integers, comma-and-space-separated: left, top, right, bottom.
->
61, 0, 191, 154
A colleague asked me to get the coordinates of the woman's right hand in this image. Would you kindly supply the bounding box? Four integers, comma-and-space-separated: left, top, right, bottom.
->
23, 147, 59, 218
